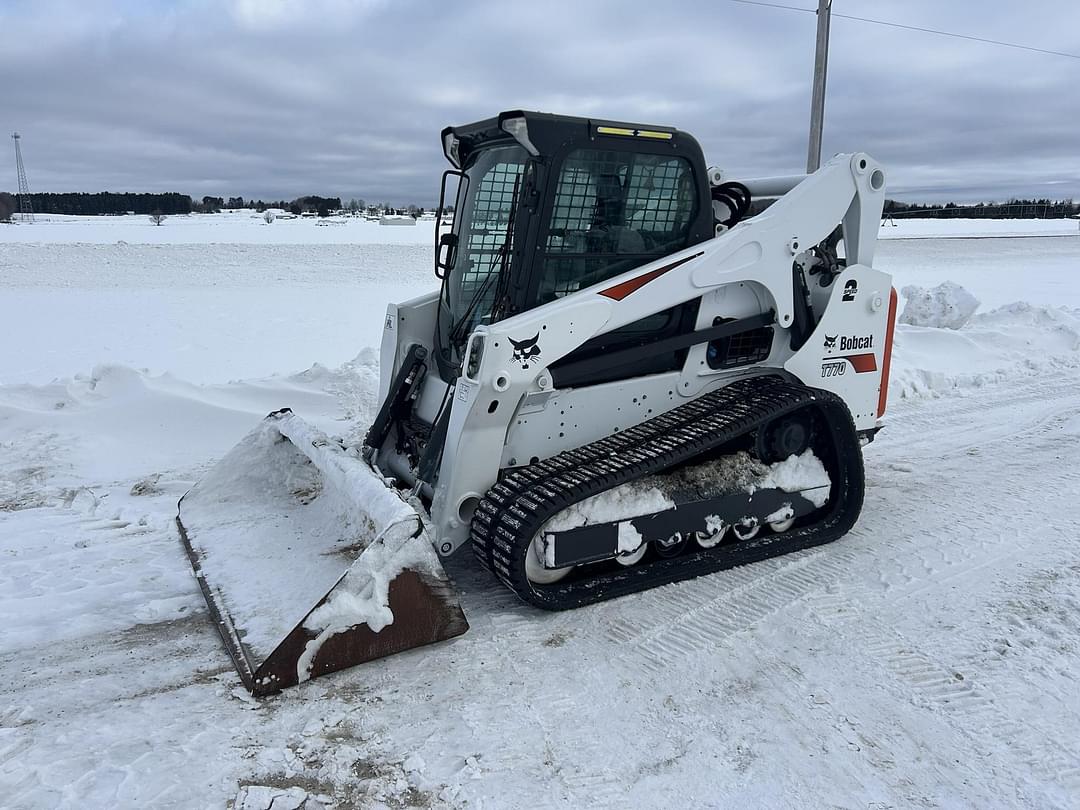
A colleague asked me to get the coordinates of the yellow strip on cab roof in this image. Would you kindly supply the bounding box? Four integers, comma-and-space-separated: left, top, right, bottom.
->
596, 126, 674, 140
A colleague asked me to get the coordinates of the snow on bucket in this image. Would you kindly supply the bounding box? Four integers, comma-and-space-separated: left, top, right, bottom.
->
177, 409, 468, 696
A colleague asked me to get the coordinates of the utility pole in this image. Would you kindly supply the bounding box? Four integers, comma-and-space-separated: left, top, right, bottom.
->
11, 133, 34, 223
806, 0, 832, 173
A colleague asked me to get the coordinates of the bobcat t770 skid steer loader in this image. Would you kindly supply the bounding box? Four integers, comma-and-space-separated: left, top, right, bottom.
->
178, 111, 898, 695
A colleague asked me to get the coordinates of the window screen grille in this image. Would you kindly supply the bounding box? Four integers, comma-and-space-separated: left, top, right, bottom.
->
446, 147, 526, 339
539, 149, 695, 303
462, 160, 524, 295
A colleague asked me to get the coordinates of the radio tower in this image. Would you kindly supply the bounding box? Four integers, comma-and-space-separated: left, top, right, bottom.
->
11, 133, 34, 223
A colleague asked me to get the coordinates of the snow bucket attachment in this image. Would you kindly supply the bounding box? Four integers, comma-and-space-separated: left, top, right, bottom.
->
176, 409, 468, 696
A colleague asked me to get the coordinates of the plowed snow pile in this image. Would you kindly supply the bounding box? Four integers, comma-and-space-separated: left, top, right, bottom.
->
891, 299, 1080, 399
900, 281, 980, 329
2, 221, 1080, 809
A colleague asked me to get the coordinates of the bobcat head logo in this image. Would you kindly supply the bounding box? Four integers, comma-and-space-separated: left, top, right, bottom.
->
509, 333, 542, 370
823, 334, 837, 350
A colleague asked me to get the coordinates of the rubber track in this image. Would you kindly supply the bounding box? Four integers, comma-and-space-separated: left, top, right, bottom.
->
470, 375, 865, 610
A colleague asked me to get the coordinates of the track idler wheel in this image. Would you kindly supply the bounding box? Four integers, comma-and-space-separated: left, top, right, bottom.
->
732, 517, 760, 541
756, 411, 815, 464
615, 536, 648, 566
524, 535, 573, 584
695, 519, 729, 549
655, 531, 689, 558
769, 516, 796, 533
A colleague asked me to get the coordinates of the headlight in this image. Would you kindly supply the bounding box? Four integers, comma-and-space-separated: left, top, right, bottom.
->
466, 335, 485, 379
499, 115, 539, 157
442, 132, 462, 168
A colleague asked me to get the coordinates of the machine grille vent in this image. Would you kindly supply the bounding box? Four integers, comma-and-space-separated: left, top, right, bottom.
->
706, 317, 773, 369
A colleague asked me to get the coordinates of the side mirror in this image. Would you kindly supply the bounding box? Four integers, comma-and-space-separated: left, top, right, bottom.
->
435, 169, 467, 279
436, 232, 458, 278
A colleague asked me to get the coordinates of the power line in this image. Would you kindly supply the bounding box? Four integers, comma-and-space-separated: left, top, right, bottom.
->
728, 0, 814, 13
727, 0, 1080, 61
833, 11, 1080, 60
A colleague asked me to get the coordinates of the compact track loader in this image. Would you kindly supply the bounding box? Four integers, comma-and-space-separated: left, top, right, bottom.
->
178, 111, 898, 695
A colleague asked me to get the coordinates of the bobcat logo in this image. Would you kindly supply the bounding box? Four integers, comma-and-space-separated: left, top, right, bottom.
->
823, 334, 837, 350
842, 279, 858, 302
509, 333, 542, 370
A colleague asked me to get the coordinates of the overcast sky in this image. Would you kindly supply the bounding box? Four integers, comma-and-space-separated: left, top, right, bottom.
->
2, 0, 1078, 204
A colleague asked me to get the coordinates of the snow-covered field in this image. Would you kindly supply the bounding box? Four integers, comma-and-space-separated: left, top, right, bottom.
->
0, 211, 439, 246
1, 213, 437, 384
1, 216, 1079, 808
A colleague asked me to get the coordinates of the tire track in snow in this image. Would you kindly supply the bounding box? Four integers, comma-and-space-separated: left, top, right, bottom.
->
442, 556, 630, 808
0, 504, 227, 718
501, 638, 629, 808
607, 546, 860, 674
953, 555, 1080, 794
0, 613, 228, 715
858, 373, 1080, 598
816, 377, 1080, 795
0, 501, 202, 657
808, 589, 1080, 795
883, 374, 1080, 459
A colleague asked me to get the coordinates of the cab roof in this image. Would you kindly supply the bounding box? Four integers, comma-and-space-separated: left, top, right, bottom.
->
441, 109, 700, 169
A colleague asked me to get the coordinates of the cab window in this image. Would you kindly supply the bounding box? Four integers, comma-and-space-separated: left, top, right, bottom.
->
537, 148, 696, 303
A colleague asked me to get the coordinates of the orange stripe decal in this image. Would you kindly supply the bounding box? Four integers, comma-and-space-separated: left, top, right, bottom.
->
877, 287, 899, 417
840, 353, 878, 373
599, 252, 703, 301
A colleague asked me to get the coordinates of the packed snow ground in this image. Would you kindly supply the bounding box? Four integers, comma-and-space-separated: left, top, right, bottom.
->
0, 218, 1079, 808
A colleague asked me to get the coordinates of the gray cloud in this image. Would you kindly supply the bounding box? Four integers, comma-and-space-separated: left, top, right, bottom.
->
2, 0, 1078, 204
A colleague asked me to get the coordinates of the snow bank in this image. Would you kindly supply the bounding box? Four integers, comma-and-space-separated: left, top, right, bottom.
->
890, 302, 1080, 400
900, 281, 981, 329
0, 360, 362, 493
4, 232, 1075, 386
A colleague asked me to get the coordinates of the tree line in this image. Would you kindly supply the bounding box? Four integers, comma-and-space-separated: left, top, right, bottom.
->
14, 192, 194, 216
193, 195, 343, 216
0, 192, 375, 218
883, 198, 1078, 219
9, 191, 1074, 222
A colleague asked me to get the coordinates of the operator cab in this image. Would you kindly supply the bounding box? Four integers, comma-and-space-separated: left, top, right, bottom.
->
433, 110, 717, 381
